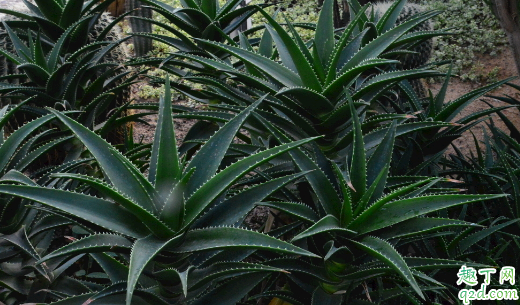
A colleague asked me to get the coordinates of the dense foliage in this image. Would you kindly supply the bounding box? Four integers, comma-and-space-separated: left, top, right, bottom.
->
0, 0, 518, 304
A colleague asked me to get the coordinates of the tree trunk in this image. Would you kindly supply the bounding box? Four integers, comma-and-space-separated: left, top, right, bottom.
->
489, 0, 520, 76
107, 0, 126, 17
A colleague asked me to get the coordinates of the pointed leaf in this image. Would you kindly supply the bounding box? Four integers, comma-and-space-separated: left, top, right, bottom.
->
172, 227, 319, 257
0, 185, 149, 238
149, 76, 181, 195
292, 215, 356, 241
185, 96, 263, 195
352, 236, 424, 299
352, 194, 506, 234
48, 110, 159, 215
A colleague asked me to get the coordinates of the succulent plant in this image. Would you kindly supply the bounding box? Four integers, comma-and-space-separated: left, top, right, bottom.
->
126, 0, 267, 59
0, 79, 321, 304
0, 20, 139, 145
386, 67, 516, 175
126, 0, 154, 57
372, 1, 434, 69
0, 0, 130, 113
0, 0, 129, 70
246, 102, 503, 303
155, 0, 449, 162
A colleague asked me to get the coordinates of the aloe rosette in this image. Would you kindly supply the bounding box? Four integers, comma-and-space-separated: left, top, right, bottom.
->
0, 78, 321, 304
249, 100, 505, 303
147, 0, 452, 162
127, 0, 266, 58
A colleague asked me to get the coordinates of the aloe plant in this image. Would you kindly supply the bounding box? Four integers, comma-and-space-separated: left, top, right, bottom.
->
387, 68, 517, 175
0, 103, 97, 304
147, 0, 455, 166
249, 101, 505, 303
0, 18, 143, 146
127, 0, 266, 59
0, 0, 127, 55
0, 79, 322, 304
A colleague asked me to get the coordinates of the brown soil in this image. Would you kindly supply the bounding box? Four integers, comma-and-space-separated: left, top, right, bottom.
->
128, 82, 196, 146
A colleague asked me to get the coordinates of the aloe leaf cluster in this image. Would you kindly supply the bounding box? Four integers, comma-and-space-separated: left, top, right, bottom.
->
142, 0, 454, 163
128, 0, 266, 57
0, 79, 321, 304
0, 0, 517, 304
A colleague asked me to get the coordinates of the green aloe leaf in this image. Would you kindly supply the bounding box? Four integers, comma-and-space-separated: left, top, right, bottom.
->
50, 173, 175, 238
216, 0, 241, 18
172, 227, 319, 257
90, 253, 129, 284
195, 38, 303, 88
195, 172, 309, 228
48, 109, 159, 216
0, 185, 149, 238
34, 0, 63, 24
378, 218, 483, 239
352, 194, 506, 234
0, 227, 40, 262
255, 114, 342, 218
497, 148, 520, 216
258, 22, 274, 58
47, 16, 91, 70
376, 0, 407, 33
127, 234, 184, 305
314, 0, 334, 69
353, 164, 389, 217
259, 201, 319, 222
32, 31, 47, 70
182, 135, 319, 229
434, 77, 515, 122
276, 87, 334, 118
332, 121, 453, 155
292, 215, 356, 241
457, 218, 520, 253
353, 69, 442, 103
352, 236, 424, 299
17, 63, 49, 86
366, 120, 396, 193
340, 10, 441, 73
2, 22, 31, 62
0, 114, 54, 172
323, 58, 400, 99
187, 261, 283, 290
325, 4, 370, 83
149, 76, 181, 196
259, 13, 322, 91
349, 95, 366, 203
59, 0, 84, 28
39, 234, 133, 263
191, 272, 267, 305
14, 136, 73, 172
185, 96, 263, 195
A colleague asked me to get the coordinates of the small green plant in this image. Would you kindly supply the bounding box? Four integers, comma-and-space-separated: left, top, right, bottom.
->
424, 0, 507, 81
387, 67, 516, 175
0, 20, 140, 146
0, 0, 129, 61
